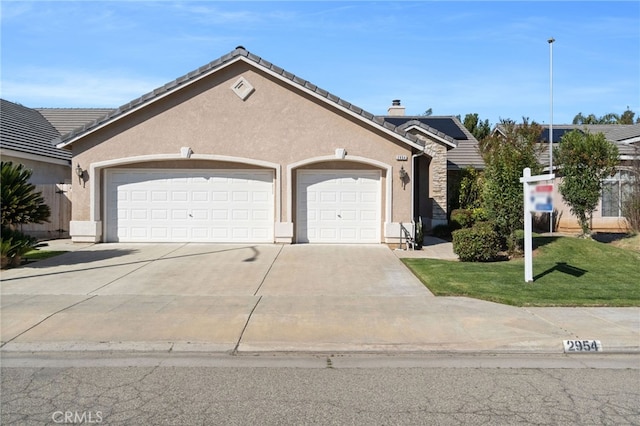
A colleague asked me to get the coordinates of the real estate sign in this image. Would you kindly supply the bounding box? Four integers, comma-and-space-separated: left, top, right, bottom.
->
520, 168, 555, 282
530, 183, 553, 213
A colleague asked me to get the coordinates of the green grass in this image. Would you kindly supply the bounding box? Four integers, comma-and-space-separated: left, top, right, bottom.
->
23, 249, 67, 262
402, 235, 640, 307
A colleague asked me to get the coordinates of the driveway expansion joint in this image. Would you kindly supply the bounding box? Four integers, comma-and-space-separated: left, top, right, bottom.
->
253, 243, 284, 296
0, 294, 98, 348
87, 243, 189, 294
232, 295, 263, 355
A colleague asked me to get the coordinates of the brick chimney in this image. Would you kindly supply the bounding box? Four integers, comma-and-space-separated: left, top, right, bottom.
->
387, 99, 405, 116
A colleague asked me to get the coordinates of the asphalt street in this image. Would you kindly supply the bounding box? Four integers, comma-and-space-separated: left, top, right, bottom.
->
2, 353, 639, 425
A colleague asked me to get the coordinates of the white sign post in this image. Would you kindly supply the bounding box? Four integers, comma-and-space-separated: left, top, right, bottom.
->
520, 168, 555, 282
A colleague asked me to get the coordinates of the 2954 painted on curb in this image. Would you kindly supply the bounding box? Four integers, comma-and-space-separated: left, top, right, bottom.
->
563, 340, 602, 353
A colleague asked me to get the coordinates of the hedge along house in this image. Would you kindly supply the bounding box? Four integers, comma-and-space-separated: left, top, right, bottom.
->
56, 47, 471, 244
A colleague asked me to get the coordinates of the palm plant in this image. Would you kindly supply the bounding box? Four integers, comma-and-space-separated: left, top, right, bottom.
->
1, 161, 50, 228
1, 162, 50, 268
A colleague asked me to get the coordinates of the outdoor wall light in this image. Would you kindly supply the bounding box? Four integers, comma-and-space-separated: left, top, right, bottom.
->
75, 164, 85, 185
399, 165, 408, 189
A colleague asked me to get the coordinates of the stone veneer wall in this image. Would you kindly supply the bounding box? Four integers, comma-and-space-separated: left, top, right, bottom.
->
414, 133, 448, 224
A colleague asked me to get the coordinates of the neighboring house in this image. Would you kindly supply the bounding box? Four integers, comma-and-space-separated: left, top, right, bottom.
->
550, 124, 640, 233
1, 99, 70, 184
56, 47, 477, 244
494, 123, 640, 233
0, 99, 113, 238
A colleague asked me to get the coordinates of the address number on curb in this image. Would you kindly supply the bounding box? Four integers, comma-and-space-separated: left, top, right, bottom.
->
563, 340, 602, 352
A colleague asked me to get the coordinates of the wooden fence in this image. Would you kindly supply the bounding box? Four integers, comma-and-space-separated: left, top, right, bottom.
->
18, 183, 72, 240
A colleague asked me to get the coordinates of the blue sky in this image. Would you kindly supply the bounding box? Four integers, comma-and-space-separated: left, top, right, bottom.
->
1, 1, 638, 126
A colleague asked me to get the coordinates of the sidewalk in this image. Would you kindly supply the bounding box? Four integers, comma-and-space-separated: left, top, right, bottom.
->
1, 240, 638, 355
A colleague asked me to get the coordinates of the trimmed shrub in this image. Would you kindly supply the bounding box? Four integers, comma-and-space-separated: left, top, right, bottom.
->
1, 228, 36, 268
450, 209, 474, 229
452, 222, 501, 262
451, 208, 488, 230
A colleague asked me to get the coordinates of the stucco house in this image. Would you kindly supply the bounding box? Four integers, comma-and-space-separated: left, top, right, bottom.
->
493, 123, 640, 233
56, 47, 477, 244
548, 124, 640, 233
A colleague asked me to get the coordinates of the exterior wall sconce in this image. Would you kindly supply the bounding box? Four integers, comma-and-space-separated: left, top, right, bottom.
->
75, 164, 85, 186
399, 165, 408, 189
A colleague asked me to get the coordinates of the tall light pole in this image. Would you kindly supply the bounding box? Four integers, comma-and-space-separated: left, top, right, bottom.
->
548, 37, 555, 233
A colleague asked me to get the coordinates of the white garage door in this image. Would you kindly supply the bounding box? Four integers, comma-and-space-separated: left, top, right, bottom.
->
105, 169, 274, 242
297, 170, 381, 243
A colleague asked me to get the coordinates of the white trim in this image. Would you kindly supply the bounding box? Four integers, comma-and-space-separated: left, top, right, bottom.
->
622, 136, 640, 144
57, 56, 424, 151
286, 154, 392, 228
89, 153, 281, 229
0, 148, 71, 166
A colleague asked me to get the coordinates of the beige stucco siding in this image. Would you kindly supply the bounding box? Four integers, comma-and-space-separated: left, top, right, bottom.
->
2, 155, 70, 185
69, 61, 414, 240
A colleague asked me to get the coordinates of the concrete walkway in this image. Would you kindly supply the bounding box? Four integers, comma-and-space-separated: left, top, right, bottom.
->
1, 240, 638, 354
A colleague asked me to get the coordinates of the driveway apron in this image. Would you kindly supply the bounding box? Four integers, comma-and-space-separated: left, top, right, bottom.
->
0, 243, 432, 352
4, 243, 636, 353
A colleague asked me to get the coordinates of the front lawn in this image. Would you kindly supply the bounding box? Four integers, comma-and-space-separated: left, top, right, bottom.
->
402, 235, 640, 307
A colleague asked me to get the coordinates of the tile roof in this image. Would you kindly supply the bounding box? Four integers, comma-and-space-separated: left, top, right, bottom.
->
379, 116, 484, 169
36, 108, 115, 137
495, 123, 640, 166
0, 99, 70, 162
56, 47, 460, 150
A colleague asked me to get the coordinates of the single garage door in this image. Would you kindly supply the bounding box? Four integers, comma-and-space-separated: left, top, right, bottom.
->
105, 169, 274, 242
297, 170, 381, 243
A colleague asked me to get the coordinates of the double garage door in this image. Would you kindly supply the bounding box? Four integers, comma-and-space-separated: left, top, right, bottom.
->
106, 169, 274, 242
105, 168, 382, 243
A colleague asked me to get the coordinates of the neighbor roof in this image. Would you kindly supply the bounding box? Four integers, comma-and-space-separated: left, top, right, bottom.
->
494, 123, 640, 165
37, 108, 115, 137
380, 116, 482, 170
0, 99, 70, 162
56, 47, 458, 151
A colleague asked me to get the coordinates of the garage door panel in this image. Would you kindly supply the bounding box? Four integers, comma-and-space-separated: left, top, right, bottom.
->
192, 191, 209, 202
361, 210, 378, 221
151, 210, 167, 220
131, 191, 147, 201
151, 191, 167, 202
106, 169, 273, 242
297, 170, 381, 243
131, 209, 148, 220
191, 210, 208, 220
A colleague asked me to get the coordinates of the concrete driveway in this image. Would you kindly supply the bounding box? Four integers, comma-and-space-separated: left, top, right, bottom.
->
1, 243, 434, 352
2, 242, 638, 354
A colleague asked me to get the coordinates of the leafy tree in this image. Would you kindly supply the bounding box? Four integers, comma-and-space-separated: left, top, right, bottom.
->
620, 108, 637, 125
1, 161, 51, 228
458, 166, 484, 209
479, 119, 544, 254
461, 113, 491, 141
554, 130, 619, 237
572, 108, 639, 125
